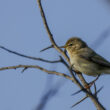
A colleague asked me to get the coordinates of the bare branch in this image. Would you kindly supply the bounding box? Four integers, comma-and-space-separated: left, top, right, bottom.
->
88, 75, 100, 88
21, 67, 28, 73
94, 83, 97, 97
40, 45, 53, 52
37, 0, 87, 98
71, 86, 104, 108
37, 1, 87, 93
37, 0, 69, 63
0, 65, 73, 80
94, 86, 104, 97
0, 45, 60, 63
59, 56, 70, 68
76, 73, 88, 86
71, 96, 88, 108
71, 89, 83, 96
37, 0, 105, 109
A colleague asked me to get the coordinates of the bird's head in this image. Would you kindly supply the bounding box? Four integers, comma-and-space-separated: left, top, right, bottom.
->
61, 37, 87, 52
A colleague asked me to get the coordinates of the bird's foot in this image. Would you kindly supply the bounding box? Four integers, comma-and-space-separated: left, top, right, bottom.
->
84, 75, 100, 89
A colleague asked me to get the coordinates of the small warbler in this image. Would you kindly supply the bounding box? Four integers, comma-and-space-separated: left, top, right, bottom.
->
61, 37, 110, 76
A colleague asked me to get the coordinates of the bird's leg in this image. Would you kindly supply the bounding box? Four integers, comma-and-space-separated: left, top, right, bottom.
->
85, 75, 100, 89
89, 75, 100, 86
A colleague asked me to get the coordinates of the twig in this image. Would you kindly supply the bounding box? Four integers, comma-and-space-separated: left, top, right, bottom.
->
40, 45, 53, 52
94, 83, 97, 96
71, 86, 103, 108
71, 96, 88, 108
71, 89, 83, 96
0, 45, 60, 63
94, 86, 104, 96
71, 86, 104, 108
21, 67, 28, 73
59, 56, 69, 68
0, 64, 73, 80
76, 73, 88, 86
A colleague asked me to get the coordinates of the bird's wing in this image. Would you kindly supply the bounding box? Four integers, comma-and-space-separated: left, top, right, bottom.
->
91, 54, 110, 67
79, 48, 110, 67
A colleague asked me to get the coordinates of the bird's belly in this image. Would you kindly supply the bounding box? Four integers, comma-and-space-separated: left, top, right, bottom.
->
71, 57, 100, 76
74, 64, 98, 76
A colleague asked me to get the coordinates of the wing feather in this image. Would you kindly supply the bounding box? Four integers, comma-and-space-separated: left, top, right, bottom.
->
79, 48, 110, 67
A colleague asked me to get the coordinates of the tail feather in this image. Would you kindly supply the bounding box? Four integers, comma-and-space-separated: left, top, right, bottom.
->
103, 69, 110, 74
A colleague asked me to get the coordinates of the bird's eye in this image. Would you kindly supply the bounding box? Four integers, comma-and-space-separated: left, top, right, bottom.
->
68, 43, 73, 46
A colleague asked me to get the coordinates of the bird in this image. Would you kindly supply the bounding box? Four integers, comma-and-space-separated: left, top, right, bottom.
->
61, 37, 110, 77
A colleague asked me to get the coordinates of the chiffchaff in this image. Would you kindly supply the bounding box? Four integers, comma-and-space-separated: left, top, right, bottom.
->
61, 37, 110, 76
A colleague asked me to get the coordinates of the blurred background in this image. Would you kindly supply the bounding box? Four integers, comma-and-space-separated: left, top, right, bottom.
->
0, 0, 110, 110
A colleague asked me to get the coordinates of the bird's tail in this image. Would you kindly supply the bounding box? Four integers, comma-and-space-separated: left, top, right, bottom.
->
103, 69, 110, 74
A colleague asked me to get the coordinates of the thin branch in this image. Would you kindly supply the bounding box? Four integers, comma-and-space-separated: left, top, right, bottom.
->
0, 65, 73, 80
0, 45, 60, 63
40, 45, 53, 52
76, 73, 88, 87
76, 75, 100, 95
94, 86, 104, 96
37, 0, 69, 63
37, 0, 85, 96
94, 83, 97, 96
88, 75, 100, 89
71, 96, 88, 108
71, 86, 104, 108
71, 89, 83, 96
21, 67, 28, 73
59, 56, 70, 68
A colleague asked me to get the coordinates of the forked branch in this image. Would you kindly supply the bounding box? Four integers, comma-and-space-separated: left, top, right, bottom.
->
37, 0, 105, 109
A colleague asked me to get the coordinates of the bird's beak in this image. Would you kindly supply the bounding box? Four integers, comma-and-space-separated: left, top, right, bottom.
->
59, 45, 67, 48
